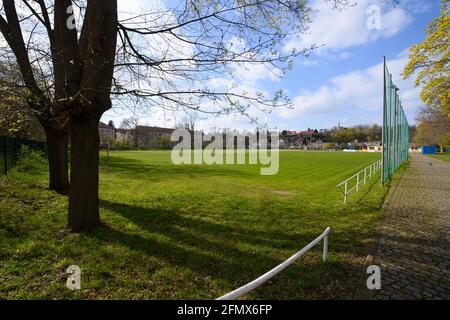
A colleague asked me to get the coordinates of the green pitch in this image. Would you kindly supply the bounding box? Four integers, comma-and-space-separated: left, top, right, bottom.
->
1, 150, 394, 299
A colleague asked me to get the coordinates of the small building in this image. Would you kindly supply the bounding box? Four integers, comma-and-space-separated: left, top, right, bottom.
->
98, 122, 115, 143
136, 125, 175, 148
366, 141, 382, 152
409, 143, 421, 153
280, 130, 302, 148
299, 129, 315, 144
115, 128, 135, 146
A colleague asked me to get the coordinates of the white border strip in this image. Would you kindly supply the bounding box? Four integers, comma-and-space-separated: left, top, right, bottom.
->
216, 227, 331, 300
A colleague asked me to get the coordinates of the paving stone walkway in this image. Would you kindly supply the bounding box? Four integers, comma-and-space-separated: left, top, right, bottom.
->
358, 153, 450, 300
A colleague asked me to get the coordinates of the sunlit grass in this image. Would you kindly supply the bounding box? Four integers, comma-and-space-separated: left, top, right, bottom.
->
430, 153, 450, 164
1, 150, 393, 299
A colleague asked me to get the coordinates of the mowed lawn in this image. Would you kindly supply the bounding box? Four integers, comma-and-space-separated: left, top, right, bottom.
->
0, 150, 392, 299
430, 153, 450, 164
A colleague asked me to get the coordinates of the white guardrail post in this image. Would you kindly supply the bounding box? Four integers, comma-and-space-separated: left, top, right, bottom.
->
336, 159, 381, 204
216, 227, 331, 300
344, 182, 348, 204
322, 232, 328, 263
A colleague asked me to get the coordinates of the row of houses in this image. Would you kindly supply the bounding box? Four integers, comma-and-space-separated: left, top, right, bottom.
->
279, 129, 325, 149
98, 122, 175, 148
99, 122, 386, 151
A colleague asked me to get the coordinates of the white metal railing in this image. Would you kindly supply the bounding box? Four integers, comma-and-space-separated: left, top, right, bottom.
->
216, 227, 330, 300
336, 159, 382, 204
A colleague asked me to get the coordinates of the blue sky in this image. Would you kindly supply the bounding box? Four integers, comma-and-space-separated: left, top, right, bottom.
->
103, 0, 442, 131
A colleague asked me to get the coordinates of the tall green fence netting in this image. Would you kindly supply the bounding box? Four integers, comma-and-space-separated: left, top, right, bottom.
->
382, 58, 409, 185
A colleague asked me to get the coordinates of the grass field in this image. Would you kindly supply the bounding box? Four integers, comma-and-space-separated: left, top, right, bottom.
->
0, 150, 395, 299
430, 153, 450, 164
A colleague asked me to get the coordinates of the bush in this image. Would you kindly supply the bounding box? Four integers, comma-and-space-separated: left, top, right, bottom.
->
16, 145, 46, 172
111, 140, 134, 150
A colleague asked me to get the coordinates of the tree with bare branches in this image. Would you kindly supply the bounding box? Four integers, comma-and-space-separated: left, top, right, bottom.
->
120, 116, 140, 147
415, 105, 450, 151
0, 0, 349, 231
0, 1, 70, 192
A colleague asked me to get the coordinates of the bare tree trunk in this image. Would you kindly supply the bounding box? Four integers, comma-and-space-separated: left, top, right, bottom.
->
44, 126, 69, 193
68, 114, 100, 232
65, 0, 117, 232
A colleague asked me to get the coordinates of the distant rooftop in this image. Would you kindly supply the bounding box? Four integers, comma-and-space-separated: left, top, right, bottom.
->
99, 121, 114, 129
136, 125, 175, 133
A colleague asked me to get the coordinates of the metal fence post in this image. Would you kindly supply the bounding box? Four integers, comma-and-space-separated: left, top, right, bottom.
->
382, 62, 409, 183
217, 227, 331, 300
337, 160, 381, 205
3, 136, 7, 175
344, 181, 348, 204
323, 234, 328, 263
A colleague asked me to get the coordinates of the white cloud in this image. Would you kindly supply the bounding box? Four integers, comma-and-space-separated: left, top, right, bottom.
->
298, 59, 319, 66
402, 0, 435, 14
224, 37, 284, 84
234, 63, 284, 83
283, 0, 413, 54
338, 52, 352, 60
279, 51, 422, 123
194, 111, 273, 132
194, 79, 277, 131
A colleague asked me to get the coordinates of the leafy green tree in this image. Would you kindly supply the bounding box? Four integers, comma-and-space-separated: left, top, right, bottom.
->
403, 0, 449, 117
0, 60, 44, 139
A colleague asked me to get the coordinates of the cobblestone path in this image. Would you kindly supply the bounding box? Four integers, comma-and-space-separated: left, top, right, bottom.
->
359, 153, 450, 300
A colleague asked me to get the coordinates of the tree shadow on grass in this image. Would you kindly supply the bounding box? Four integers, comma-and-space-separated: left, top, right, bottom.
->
90, 200, 284, 290
99, 199, 342, 253
354, 176, 385, 210
86, 198, 376, 298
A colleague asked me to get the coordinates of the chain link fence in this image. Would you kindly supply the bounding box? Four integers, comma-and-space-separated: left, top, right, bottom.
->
0, 136, 47, 175
381, 58, 409, 185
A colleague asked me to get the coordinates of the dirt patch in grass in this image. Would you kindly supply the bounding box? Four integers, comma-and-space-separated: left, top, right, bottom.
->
270, 190, 292, 195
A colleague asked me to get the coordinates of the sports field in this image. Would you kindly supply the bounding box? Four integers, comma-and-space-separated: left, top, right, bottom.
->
0, 150, 392, 299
